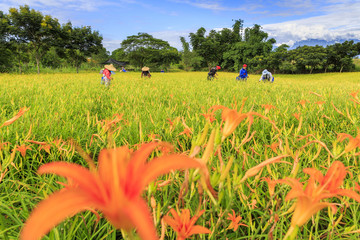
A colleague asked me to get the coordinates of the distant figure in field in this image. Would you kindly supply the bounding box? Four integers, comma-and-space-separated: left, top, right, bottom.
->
121, 67, 127, 72
141, 66, 151, 79
259, 69, 274, 83
102, 64, 117, 88
237, 64, 249, 81
207, 65, 221, 80
160, 69, 165, 73
100, 68, 104, 84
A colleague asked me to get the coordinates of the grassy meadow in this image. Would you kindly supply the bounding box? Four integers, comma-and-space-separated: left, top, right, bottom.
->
1, 71, 360, 240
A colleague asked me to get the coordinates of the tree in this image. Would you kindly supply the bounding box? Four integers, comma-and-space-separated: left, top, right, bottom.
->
59, 22, 103, 73
0, 11, 12, 72
328, 41, 359, 73
120, 33, 180, 68
179, 37, 203, 71
222, 24, 276, 71
293, 45, 327, 74
110, 48, 128, 61
8, 5, 61, 74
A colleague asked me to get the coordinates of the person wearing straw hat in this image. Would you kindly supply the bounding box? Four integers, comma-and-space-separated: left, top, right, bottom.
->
103, 64, 117, 87
141, 66, 151, 79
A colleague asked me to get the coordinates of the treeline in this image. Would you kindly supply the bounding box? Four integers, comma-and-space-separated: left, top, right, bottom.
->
0, 5, 106, 73
1, 6, 360, 74
177, 20, 360, 73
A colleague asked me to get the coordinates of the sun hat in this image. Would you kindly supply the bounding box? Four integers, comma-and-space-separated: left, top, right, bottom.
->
104, 64, 117, 71
243, 64, 247, 67
142, 66, 150, 71
216, 66, 221, 70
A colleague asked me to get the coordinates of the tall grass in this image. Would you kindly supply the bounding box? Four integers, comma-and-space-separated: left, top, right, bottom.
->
1, 71, 360, 239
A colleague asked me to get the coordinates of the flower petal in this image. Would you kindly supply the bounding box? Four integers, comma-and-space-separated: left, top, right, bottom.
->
38, 162, 103, 202
123, 198, 158, 240
141, 155, 202, 189
21, 189, 91, 240
187, 225, 211, 236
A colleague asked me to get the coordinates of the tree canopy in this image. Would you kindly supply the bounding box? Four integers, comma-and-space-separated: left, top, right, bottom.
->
113, 33, 181, 69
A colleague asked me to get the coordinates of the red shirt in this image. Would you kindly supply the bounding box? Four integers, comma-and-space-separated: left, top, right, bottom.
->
103, 68, 111, 79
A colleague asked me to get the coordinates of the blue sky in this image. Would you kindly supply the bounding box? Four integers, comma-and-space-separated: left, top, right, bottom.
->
1, 0, 360, 52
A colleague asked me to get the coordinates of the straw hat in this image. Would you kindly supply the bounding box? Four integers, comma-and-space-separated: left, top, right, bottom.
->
142, 66, 150, 71
104, 64, 117, 71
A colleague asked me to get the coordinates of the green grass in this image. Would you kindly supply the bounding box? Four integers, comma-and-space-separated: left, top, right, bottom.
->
1, 72, 360, 239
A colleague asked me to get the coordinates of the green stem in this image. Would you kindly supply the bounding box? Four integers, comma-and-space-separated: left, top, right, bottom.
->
284, 225, 299, 240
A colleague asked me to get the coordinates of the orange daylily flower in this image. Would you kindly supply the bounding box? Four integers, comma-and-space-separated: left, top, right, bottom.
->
315, 101, 325, 108
293, 113, 301, 121
14, 144, 32, 157
209, 101, 278, 142
297, 100, 308, 108
337, 131, 360, 153
350, 90, 359, 100
213, 106, 248, 140
278, 161, 360, 228
178, 127, 192, 137
1, 107, 30, 128
39, 144, 51, 154
21, 142, 203, 240
227, 209, 247, 231
262, 177, 277, 197
163, 209, 210, 240
103, 113, 124, 132
0, 141, 10, 151
265, 142, 280, 154
261, 104, 276, 115
200, 112, 216, 123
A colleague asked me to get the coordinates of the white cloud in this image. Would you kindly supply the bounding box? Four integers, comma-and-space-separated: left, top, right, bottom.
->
151, 30, 192, 49
102, 39, 122, 53
169, 0, 261, 12
263, 1, 360, 46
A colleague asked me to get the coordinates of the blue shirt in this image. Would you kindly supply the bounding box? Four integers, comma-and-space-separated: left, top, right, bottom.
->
239, 68, 248, 78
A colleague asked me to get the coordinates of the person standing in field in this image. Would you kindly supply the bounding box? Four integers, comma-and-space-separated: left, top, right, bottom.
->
259, 69, 274, 83
141, 66, 151, 79
103, 64, 117, 88
238, 64, 249, 81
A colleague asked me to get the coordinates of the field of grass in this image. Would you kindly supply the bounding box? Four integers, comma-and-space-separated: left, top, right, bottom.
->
1, 71, 360, 240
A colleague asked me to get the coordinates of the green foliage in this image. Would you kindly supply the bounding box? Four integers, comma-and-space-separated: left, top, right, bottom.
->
8, 5, 61, 74
58, 23, 103, 73
118, 32, 180, 69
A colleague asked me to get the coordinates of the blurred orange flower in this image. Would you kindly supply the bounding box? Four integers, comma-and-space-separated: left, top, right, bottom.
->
297, 100, 308, 108
293, 113, 301, 121
14, 144, 32, 157
200, 112, 216, 123
178, 127, 192, 137
261, 104, 276, 115
1, 107, 29, 128
21, 142, 203, 240
227, 209, 247, 231
262, 177, 277, 197
338, 132, 360, 153
350, 90, 359, 100
315, 101, 325, 108
0, 141, 10, 151
163, 209, 210, 240
278, 161, 360, 228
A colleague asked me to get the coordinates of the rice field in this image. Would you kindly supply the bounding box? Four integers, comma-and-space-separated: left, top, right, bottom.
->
1, 71, 360, 240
